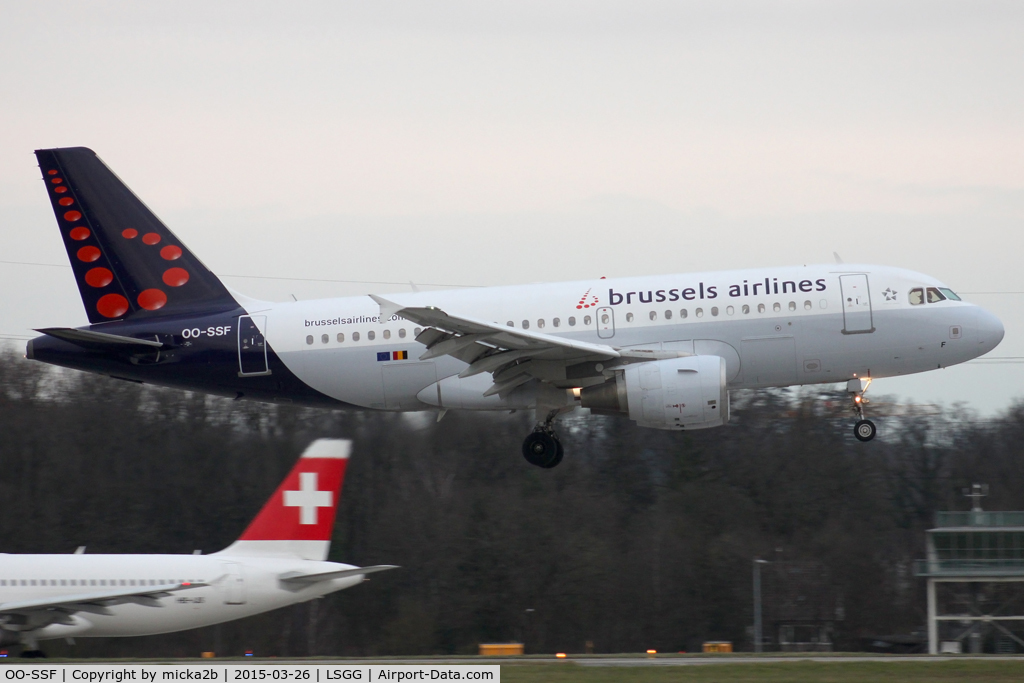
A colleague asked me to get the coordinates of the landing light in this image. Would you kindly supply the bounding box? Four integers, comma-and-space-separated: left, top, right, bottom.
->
571, 388, 581, 399
555, 653, 566, 658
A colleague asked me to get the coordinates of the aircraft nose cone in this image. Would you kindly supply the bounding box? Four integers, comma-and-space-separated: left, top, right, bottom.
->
976, 307, 1005, 351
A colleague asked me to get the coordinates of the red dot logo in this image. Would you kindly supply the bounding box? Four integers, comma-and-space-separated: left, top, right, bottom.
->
96, 293, 129, 318
122, 228, 138, 239
69, 227, 91, 241
142, 232, 161, 245
84, 267, 113, 288
162, 267, 189, 287
63, 210, 82, 222
54, 186, 67, 193
160, 245, 182, 260
50, 178, 63, 184
137, 289, 167, 311
47, 170, 57, 176
576, 305, 582, 309
59, 197, 74, 206
77, 246, 101, 262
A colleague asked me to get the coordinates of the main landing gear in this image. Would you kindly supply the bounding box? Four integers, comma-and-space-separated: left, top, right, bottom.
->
521, 409, 564, 468
848, 378, 877, 442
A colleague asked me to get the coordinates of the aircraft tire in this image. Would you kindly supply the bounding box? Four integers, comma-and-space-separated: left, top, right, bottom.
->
522, 432, 561, 468
854, 419, 877, 442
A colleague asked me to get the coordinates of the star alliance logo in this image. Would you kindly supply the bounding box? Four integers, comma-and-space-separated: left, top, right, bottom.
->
882, 288, 898, 302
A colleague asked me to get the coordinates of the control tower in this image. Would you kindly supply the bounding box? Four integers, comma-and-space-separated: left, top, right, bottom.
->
914, 484, 1024, 654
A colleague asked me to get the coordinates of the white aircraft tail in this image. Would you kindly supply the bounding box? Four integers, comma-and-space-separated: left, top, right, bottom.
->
214, 439, 350, 561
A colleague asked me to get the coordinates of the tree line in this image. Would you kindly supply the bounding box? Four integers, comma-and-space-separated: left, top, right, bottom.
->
0, 345, 1022, 657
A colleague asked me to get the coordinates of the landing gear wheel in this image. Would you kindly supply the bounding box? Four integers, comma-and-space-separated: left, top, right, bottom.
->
854, 419, 877, 442
522, 432, 562, 468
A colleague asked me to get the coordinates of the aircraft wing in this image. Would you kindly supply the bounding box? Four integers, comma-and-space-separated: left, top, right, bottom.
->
0, 581, 205, 617
370, 295, 623, 396
278, 565, 399, 584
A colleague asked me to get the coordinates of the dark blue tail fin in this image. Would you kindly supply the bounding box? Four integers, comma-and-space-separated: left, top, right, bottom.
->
35, 147, 238, 323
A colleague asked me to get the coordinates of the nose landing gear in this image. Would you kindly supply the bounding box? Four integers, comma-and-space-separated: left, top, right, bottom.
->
848, 378, 876, 442
521, 409, 565, 468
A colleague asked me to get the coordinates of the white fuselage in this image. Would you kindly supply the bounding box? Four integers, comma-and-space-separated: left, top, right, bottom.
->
243, 264, 1003, 411
0, 553, 361, 640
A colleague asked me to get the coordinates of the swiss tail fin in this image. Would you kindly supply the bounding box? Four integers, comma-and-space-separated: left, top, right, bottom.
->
215, 440, 351, 561
34, 147, 238, 323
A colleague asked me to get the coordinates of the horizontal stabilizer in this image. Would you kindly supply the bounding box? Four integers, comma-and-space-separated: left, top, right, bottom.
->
279, 565, 399, 584
35, 327, 166, 352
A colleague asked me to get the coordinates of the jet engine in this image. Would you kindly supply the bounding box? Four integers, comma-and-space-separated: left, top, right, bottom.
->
580, 355, 729, 430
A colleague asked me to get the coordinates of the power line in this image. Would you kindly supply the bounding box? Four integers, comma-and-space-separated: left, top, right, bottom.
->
0, 259, 482, 288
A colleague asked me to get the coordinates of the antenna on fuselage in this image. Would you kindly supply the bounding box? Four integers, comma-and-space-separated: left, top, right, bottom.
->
833, 252, 844, 264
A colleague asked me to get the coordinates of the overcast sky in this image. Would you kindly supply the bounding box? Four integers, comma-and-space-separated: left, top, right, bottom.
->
1, 1, 1021, 414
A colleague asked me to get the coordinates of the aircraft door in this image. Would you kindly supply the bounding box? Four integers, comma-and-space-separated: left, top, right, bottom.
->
221, 562, 246, 605
839, 274, 875, 334
596, 307, 615, 339
238, 315, 271, 376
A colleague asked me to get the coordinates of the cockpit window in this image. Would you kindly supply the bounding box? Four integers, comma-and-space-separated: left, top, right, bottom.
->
939, 288, 961, 301
927, 287, 946, 304
908, 288, 924, 305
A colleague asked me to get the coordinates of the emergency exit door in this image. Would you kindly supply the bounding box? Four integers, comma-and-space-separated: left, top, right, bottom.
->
238, 315, 271, 376
221, 562, 247, 605
839, 274, 875, 334
596, 307, 615, 339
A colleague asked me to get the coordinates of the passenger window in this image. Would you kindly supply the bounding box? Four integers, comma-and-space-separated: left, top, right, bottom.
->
773, 302, 781, 312
336, 333, 345, 343
398, 328, 406, 338
680, 309, 688, 319
757, 304, 765, 313
538, 319, 545, 329
939, 288, 961, 301
788, 301, 796, 311
927, 287, 946, 304
649, 311, 657, 321
819, 299, 827, 309
352, 331, 360, 341
601, 313, 610, 324
742, 305, 750, 314
414, 327, 422, 336
383, 329, 391, 339
711, 307, 719, 316
626, 313, 634, 322
305, 335, 313, 345
695, 308, 704, 318
522, 320, 530, 329
665, 310, 672, 320
804, 300, 812, 310
507, 321, 514, 327
367, 330, 375, 340
584, 315, 592, 325
568, 317, 576, 326
553, 318, 560, 327
321, 334, 328, 344
908, 288, 924, 305
726, 306, 734, 316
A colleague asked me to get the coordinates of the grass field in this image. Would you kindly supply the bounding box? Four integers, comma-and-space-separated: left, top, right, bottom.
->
500, 660, 1024, 683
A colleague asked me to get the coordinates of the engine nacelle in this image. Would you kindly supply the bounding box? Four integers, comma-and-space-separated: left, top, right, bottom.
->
580, 355, 729, 430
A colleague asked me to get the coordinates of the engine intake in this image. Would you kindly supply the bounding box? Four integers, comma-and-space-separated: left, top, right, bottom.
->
580, 355, 729, 430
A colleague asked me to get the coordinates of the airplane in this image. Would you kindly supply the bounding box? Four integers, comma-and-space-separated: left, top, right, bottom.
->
26, 147, 1005, 468
0, 439, 396, 657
